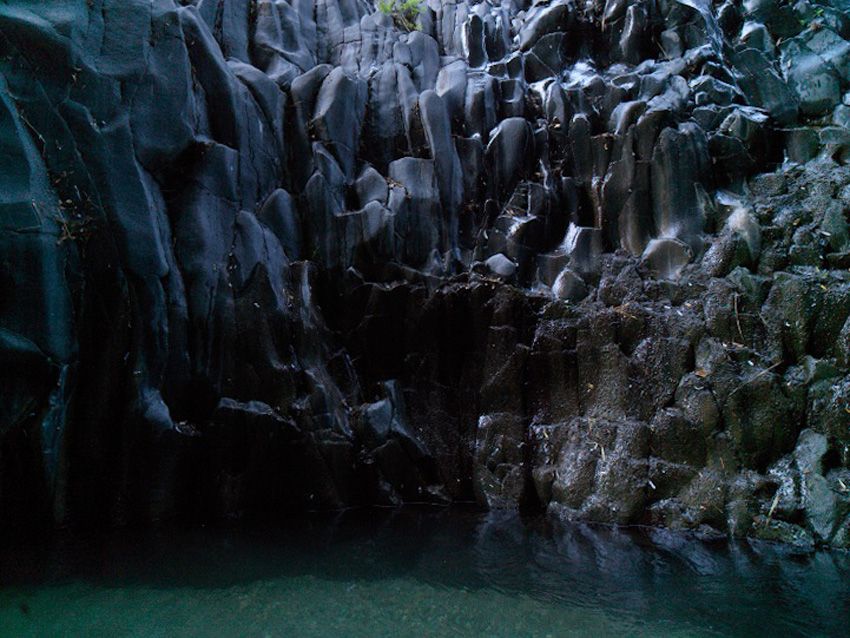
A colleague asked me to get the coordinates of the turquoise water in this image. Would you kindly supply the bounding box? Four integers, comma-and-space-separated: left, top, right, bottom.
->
1, 509, 848, 637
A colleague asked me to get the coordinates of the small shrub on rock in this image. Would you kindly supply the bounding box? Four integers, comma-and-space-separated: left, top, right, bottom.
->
377, 0, 423, 32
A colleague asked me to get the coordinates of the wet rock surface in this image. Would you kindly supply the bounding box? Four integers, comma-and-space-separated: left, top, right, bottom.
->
1, 0, 849, 548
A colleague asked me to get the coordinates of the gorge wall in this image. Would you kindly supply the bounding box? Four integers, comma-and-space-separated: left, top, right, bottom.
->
2, 0, 850, 549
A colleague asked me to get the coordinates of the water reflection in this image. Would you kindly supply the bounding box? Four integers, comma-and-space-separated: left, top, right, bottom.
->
1, 508, 848, 636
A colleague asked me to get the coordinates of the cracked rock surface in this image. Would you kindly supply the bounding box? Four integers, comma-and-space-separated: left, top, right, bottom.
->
1, 0, 850, 548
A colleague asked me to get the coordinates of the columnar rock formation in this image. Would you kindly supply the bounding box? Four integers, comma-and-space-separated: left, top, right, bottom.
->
1, 0, 850, 548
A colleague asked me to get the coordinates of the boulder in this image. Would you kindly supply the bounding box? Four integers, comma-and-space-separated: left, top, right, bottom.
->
485, 253, 518, 279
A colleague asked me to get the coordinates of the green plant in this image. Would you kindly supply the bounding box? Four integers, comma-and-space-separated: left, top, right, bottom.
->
377, 0, 423, 32
798, 4, 826, 30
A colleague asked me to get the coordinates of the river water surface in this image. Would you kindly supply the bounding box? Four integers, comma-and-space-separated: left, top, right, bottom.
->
1, 508, 848, 637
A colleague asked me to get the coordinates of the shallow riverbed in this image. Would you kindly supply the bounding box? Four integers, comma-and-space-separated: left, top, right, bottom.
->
1, 508, 848, 637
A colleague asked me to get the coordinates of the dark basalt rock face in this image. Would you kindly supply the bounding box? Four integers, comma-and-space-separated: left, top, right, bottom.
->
1, 0, 850, 548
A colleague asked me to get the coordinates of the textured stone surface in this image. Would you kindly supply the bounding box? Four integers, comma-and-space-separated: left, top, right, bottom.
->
1, 0, 850, 547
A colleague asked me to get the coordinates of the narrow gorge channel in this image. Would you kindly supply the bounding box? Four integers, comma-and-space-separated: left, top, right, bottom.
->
2, 0, 850, 633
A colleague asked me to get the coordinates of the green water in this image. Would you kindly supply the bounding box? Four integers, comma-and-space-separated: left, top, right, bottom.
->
1, 509, 848, 637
